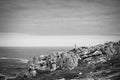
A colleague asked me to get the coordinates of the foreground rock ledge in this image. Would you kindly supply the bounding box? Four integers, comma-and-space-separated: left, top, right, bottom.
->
8, 40, 120, 80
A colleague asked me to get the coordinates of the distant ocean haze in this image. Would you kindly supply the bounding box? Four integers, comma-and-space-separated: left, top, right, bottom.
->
0, 34, 120, 47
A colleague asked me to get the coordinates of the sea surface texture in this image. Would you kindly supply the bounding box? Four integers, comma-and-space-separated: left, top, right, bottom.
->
0, 47, 71, 77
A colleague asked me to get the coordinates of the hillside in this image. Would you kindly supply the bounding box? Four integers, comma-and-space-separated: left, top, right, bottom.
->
3, 40, 120, 80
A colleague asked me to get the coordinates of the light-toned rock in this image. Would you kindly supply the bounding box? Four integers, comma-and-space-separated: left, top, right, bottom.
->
30, 70, 37, 77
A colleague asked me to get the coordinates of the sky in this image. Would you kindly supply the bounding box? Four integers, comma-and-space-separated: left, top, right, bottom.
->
0, 0, 120, 47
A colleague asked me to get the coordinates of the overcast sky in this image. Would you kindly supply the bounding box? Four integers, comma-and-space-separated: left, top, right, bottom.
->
0, 0, 120, 46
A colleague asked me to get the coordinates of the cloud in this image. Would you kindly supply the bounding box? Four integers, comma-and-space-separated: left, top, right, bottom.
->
0, 0, 120, 35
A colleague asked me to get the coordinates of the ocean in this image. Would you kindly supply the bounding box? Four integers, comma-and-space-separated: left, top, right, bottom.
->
0, 47, 72, 77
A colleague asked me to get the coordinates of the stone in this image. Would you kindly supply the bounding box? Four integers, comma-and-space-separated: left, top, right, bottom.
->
0, 74, 6, 80
30, 70, 37, 77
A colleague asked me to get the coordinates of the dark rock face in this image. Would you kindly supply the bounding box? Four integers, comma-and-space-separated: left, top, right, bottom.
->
0, 74, 6, 80
13, 40, 120, 80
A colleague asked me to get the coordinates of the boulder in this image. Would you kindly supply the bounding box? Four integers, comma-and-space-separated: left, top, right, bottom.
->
0, 74, 6, 80
30, 70, 37, 77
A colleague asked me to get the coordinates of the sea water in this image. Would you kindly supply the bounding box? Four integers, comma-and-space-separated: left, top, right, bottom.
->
0, 47, 72, 77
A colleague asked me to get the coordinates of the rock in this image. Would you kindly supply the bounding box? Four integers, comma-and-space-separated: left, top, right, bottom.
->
25, 40, 120, 79
27, 40, 120, 72
79, 72, 82, 75
58, 78, 65, 80
92, 51, 102, 56
0, 74, 6, 80
30, 70, 37, 77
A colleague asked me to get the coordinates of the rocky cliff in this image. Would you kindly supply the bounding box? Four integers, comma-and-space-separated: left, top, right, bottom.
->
8, 40, 120, 80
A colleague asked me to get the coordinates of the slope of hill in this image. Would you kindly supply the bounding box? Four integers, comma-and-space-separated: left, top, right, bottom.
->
4, 40, 120, 80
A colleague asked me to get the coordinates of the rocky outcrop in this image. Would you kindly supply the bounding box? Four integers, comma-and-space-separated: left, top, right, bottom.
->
14, 40, 120, 80
27, 51, 80, 72
0, 74, 6, 80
